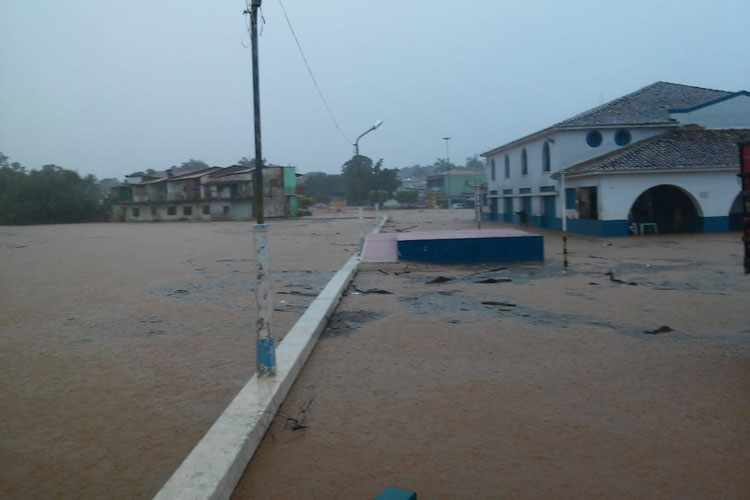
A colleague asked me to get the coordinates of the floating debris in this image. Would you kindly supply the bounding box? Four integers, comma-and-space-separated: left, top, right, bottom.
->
644, 325, 675, 335
605, 271, 637, 285
474, 278, 513, 284
278, 290, 318, 297
482, 301, 517, 307
426, 276, 453, 284
355, 288, 394, 295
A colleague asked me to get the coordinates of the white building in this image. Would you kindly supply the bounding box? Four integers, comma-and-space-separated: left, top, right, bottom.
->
481, 82, 750, 236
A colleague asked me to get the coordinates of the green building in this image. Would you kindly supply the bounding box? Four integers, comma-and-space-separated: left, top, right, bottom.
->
426, 170, 485, 208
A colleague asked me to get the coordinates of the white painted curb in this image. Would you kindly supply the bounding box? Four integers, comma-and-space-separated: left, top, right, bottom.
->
154, 217, 387, 500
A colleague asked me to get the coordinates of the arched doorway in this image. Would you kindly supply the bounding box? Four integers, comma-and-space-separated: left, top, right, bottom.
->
729, 193, 743, 231
629, 185, 702, 234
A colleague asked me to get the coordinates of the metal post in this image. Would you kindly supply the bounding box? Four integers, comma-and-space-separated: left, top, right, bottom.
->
358, 206, 364, 249
443, 137, 451, 166
249, 0, 275, 375
560, 172, 568, 273
475, 183, 481, 229
740, 143, 750, 274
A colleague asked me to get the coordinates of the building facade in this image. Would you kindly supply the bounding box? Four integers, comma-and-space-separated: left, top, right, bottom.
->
426, 170, 485, 208
481, 82, 750, 236
112, 165, 298, 222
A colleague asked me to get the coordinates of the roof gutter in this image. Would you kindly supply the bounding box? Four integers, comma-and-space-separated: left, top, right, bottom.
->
551, 166, 738, 180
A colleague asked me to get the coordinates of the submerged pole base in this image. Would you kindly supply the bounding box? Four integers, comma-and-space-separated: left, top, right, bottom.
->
253, 222, 276, 376
256, 337, 276, 376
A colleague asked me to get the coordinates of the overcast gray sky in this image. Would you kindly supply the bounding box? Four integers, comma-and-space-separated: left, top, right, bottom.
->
1, 0, 748, 180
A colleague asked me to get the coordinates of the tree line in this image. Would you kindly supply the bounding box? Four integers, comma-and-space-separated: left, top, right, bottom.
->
0, 154, 281, 225
0, 153, 107, 225
0, 150, 487, 224
302, 154, 486, 205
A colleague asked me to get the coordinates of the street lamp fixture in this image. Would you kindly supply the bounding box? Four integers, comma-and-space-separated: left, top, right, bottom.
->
354, 120, 383, 156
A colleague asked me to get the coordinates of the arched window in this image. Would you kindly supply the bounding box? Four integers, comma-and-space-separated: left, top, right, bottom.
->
504, 154, 510, 178
490, 158, 496, 181
521, 148, 528, 175
542, 142, 551, 172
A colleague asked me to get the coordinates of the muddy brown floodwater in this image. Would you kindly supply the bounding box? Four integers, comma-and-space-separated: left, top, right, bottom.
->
2, 209, 749, 499
0, 213, 366, 499
233, 211, 750, 499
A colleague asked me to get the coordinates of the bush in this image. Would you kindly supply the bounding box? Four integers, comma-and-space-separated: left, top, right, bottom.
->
395, 189, 418, 205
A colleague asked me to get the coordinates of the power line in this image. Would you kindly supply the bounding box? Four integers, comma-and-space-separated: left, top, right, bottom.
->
276, 0, 351, 144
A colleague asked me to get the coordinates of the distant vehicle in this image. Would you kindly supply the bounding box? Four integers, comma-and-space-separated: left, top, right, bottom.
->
451, 203, 464, 209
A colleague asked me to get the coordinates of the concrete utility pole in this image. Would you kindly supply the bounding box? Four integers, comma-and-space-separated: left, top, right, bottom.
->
249, 0, 275, 376
560, 172, 568, 273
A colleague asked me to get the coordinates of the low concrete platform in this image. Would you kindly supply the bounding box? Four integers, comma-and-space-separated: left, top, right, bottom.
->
362, 228, 544, 265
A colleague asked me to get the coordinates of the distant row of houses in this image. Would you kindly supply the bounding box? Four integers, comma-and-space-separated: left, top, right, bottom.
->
112, 165, 299, 222
480, 81, 750, 236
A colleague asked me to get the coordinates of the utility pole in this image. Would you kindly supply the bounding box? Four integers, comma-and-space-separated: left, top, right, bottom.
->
443, 137, 451, 166
248, 0, 275, 376
560, 172, 568, 274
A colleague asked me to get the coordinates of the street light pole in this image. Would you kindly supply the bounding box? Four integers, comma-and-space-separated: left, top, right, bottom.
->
248, 0, 275, 376
353, 120, 383, 157
352, 120, 383, 207
443, 137, 451, 166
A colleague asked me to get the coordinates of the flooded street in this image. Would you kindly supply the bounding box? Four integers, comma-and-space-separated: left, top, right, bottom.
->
2, 210, 749, 498
0, 214, 362, 499
234, 212, 750, 499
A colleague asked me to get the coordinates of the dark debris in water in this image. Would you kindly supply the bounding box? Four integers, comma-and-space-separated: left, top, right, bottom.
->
644, 325, 675, 335
426, 276, 453, 284
322, 309, 389, 338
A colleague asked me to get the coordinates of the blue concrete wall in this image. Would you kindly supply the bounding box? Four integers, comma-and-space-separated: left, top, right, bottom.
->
397, 235, 544, 264
702, 216, 729, 233
565, 218, 629, 237
483, 207, 733, 237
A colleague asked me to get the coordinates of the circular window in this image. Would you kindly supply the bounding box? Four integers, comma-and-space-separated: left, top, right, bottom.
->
615, 129, 631, 146
586, 130, 603, 148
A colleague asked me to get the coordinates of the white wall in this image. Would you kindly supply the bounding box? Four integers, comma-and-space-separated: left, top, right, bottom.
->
167, 181, 187, 201
554, 127, 670, 170
486, 134, 558, 195
485, 126, 671, 199
671, 94, 750, 129
594, 171, 741, 220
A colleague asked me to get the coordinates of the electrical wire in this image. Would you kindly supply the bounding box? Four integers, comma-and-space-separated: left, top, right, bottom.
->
276, 0, 352, 144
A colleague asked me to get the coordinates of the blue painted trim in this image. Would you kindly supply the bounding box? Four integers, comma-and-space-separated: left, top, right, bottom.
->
701, 216, 729, 233
669, 90, 750, 113
376, 487, 417, 500
551, 218, 630, 237
256, 338, 276, 376
397, 235, 544, 264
